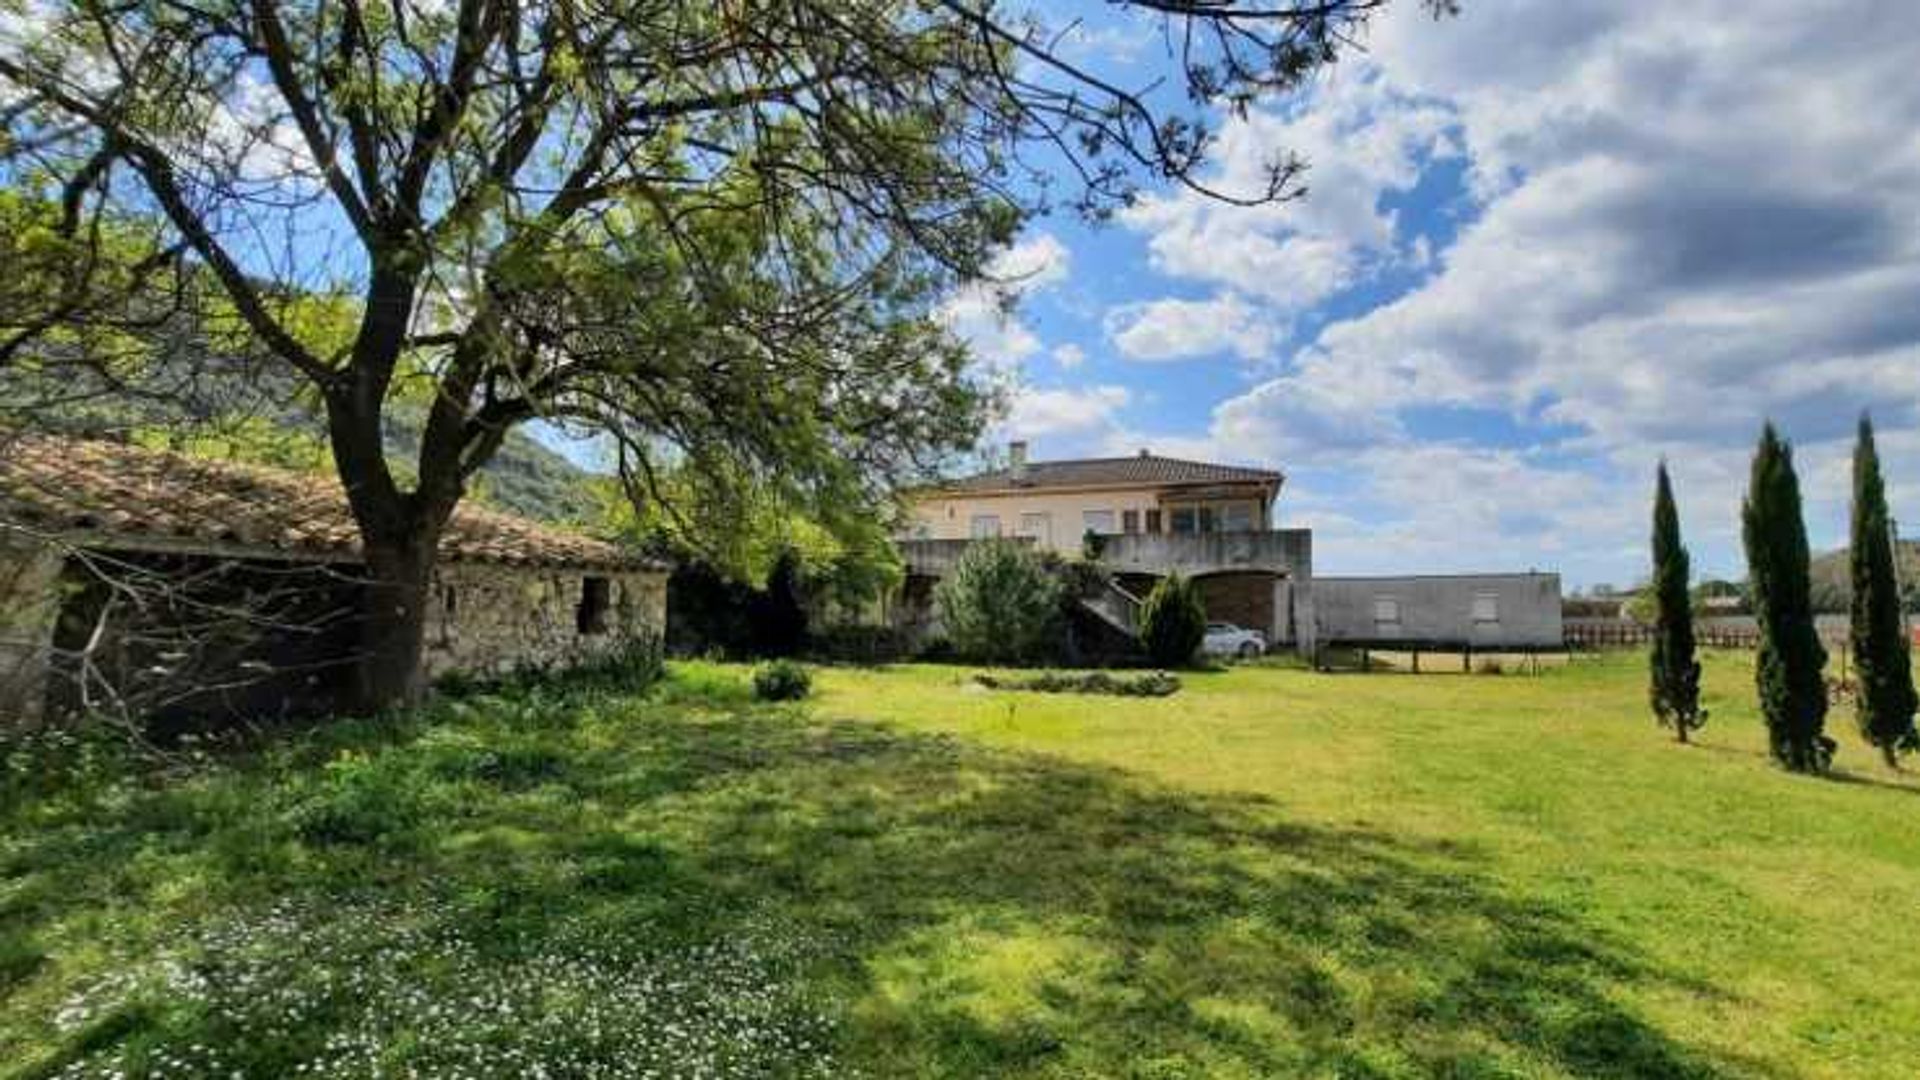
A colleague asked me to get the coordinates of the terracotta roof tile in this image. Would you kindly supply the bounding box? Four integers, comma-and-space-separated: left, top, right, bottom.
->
0, 434, 661, 571
939, 453, 1283, 494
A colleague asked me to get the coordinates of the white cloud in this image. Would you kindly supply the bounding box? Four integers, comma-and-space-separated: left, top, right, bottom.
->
936, 231, 1073, 370
1193, 0, 1920, 584
1051, 343, 1087, 369
1117, 69, 1459, 312
1105, 294, 1278, 362
1003, 384, 1131, 441
986, 232, 1073, 289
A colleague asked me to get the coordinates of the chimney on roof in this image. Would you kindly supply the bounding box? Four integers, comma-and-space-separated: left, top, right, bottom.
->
1138, 447, 1150, 458
1009, 440, 1029, 481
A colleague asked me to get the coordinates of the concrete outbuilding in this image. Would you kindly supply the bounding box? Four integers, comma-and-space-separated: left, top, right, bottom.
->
1312, 573, 1564, 653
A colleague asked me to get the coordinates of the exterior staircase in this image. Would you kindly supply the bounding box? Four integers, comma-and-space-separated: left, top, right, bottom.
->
1078, 577, 1143, 637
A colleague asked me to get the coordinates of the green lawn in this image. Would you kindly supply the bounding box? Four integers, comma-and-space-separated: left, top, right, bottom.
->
3, 652, 1918, 1077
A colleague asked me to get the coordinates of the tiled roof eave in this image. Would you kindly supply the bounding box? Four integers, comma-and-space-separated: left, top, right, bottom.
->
938, 474, 1283, 497
22, 521, 665, 572
0, 435, 669, 574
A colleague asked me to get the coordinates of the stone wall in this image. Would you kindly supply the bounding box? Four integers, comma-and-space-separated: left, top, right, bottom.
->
0, 536, 65, 725
421, 562, 667, 681
1, 542, 668, 724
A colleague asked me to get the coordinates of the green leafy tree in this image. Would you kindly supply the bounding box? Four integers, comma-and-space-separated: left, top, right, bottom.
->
933, 540, 1062, 665
2, 0, 1435, 710
749, 550, 810, 659
1139, 573, 1207, 669
1742, 423, 1833, 772
1848, 414, 1918, 766
1649, 462, 1705, 742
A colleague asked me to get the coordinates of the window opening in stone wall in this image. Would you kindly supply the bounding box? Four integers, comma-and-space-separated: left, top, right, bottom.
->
577, 576, 611, 635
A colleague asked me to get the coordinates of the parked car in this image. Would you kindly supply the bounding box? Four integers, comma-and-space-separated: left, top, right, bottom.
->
1202, 622, 1267, 659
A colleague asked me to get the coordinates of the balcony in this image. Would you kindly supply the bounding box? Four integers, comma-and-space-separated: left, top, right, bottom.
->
898, 529, 1311, 579
1098, 529, 1311, 578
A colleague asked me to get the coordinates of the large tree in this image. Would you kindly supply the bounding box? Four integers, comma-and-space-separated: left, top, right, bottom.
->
1848, 413, 1917, 767
1649, 461, 1704, 743
0, 1, 1442, 709
1742, 423, 1832, 773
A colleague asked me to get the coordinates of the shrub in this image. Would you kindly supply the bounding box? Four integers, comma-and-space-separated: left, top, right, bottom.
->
753, 659, 813, 701
972, 670, 1180, 697
1058, 557, 1110, 599
435, 632, 665, 703
749, 550, 810, 658
807, 625, 906, 664
1138, 573, 1207, 668
287, 750, 426, 847
933, 540, 1064, 664
1, 719, 141, 808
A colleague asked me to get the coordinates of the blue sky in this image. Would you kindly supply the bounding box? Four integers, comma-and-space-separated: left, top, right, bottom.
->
10, 0, 1908, 592
944, 0, 1920, 591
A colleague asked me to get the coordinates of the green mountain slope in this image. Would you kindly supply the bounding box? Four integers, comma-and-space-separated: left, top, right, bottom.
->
1807, 540, 1920, 613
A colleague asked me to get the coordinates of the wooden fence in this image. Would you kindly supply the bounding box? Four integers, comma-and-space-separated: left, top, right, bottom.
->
1564, 622, 1764, 650
1562, 616, 1914, 652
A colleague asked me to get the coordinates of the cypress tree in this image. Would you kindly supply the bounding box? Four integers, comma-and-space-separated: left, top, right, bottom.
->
1849, 414, 1918, 766
1742, 423, 1833, 772
1649, 462, 1706, 741
1138, 573, 1208, 669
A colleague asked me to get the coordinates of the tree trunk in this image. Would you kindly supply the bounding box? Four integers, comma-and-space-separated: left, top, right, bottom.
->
352, 533, 437, 714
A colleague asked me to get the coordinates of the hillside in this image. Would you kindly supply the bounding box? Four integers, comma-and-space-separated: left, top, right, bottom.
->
7, 358, 605, 527
380, 415, 603, 525
1808, 539, 1920, 613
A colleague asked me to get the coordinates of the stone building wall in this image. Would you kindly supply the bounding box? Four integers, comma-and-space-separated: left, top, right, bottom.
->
0, 543, 668, 724
421, 562, 668, 681
0, 536, 65, 725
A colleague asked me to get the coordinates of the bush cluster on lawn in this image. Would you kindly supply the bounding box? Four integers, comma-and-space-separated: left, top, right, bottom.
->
435, 632, 666, 700
932, 539, 1063, 664
1138, 573, 1207, 668
753, 659, 813, 701
971, 670, 1180, 697
805, 625, 907, 664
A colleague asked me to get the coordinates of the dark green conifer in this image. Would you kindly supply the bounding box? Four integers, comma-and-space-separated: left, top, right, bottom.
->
1650, 463, 1705, 742
1848, 414, 1918, 767
1742, 423, 1833, 772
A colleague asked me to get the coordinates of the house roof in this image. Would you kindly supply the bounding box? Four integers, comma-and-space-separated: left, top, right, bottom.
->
0, 433, 660, 571
937, 452, 1283, 495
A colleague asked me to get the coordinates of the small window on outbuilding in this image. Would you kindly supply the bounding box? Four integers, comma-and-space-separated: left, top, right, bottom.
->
1472, 592, 1500, 625
1373, 597, 1402, 628
577, 576, 612, 635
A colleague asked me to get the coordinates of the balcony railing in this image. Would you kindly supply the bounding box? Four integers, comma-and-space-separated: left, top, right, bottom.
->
898, 528, 1311, 578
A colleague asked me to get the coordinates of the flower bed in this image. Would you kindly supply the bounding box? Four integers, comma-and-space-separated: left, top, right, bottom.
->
970, 670, 1181, 697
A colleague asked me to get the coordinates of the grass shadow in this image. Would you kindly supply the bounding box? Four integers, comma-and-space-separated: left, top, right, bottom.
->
2, 691, 1778, 1078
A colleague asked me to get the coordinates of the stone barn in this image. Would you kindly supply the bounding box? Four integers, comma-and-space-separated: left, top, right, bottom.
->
1, 435, 666, 727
